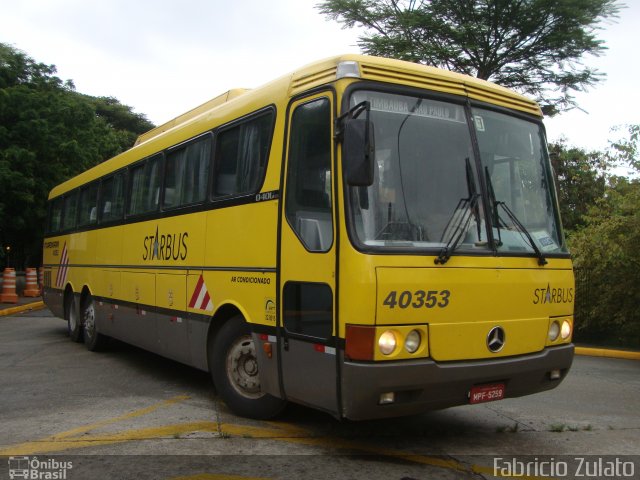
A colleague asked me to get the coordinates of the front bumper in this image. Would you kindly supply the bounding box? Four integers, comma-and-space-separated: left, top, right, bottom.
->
341, 344, 574, 420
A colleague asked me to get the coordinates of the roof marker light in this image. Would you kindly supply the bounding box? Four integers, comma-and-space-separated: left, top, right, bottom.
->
337, 61, 361, 79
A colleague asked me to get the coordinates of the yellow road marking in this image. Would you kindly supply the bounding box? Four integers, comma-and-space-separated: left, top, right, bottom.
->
0, 400, 554, 479
51, 394, 191, 441
1, 421, 220, 456
234, 421, 554, 479
0, 395, 193, 456
262, 420, 466, 472
0, 422, 216, 456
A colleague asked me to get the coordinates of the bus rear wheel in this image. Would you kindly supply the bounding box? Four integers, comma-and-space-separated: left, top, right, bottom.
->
65, 292, 82, 343
82, 295, 108, 351
210, 316, 285, 419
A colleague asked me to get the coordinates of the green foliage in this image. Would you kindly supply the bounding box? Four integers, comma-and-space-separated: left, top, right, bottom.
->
608, 124, 640, 172
570, 177, 640, 346
549, 140, 607, 232
0, 43, 154, 267
317, 0, 621, 115
565, 125, 640, 347
541, 126, 639, 347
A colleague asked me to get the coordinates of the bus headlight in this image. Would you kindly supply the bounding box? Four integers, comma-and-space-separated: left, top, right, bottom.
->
548, 321, 560, 342
378, 330, 397, 355
561, 320, 572, 340
404, 330, 421, 353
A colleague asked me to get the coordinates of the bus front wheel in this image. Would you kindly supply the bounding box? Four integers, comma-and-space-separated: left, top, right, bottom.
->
209, 316, 285, 419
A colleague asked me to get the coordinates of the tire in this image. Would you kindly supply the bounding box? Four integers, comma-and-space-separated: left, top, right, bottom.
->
210, 316, 286, 419
82, 294, 108, 351
65, 292, 83, 342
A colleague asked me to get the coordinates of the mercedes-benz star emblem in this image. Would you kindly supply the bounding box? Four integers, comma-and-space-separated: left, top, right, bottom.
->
487, 326, 506, 353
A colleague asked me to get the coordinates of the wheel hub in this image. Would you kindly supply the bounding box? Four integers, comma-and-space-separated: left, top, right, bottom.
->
226, 335, 263, 399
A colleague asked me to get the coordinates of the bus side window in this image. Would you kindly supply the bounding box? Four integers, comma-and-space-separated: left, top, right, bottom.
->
128, 154, 162, 216
165, 135, 211, 209
182, 137, 210, 204
48, 197, 64, 234
77, 182, 99, 227
164, 149, 186, 209
99, 172, 124, 223
212, 112, 273, 198
285, 97, 332, 252
62, 191, 78, 231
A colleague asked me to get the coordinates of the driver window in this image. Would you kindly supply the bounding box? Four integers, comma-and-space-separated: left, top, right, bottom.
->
285, 97, 333, 252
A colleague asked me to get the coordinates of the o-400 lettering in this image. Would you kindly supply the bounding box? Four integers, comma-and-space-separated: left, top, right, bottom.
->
383, 290, 451, 309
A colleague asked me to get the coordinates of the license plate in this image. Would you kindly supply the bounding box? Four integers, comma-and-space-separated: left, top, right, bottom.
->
469, 383, 505, 404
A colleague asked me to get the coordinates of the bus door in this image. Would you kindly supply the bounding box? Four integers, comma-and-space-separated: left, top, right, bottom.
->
278, 94, 338, 414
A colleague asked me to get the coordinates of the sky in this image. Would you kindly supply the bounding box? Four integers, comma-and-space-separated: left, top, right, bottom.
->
1, 0, 638, 154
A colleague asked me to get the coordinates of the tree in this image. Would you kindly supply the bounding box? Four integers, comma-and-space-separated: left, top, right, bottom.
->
317, 0, 621, 115
568, 125, 640, 347
0, 44, 154, 268
608, 123, 640, 172
569, 177, 640, 346
549, 140, 608, 232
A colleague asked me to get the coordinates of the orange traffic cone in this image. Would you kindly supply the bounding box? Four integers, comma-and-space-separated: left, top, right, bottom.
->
38, 266, 44, 289
1, 268, 18, 303
23, 267, 39, 297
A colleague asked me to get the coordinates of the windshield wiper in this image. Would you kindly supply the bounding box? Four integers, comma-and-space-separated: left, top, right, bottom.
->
484, 167, 547, 266
435, 193, 479, 265
435, 158, 481, 265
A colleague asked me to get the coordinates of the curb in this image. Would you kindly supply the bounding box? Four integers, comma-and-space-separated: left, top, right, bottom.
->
0, 301, 45, 317
575, 346, 640, 361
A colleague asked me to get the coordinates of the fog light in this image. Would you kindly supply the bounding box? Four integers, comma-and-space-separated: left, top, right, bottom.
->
561, 320, 572, 340
548, 321, 560, 342
550, 369, 561, 380
405, 330, 421, 353
378, 330, 397, 355
379, 392, 395, 404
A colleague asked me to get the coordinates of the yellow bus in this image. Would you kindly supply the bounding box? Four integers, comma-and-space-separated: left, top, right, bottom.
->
43, 54, 574, 420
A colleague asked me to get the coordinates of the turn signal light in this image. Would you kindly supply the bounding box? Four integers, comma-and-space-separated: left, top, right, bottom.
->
345, 324, 375, 360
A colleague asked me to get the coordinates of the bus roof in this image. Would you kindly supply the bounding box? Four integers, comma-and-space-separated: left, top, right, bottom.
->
289, 54, 541, 116
133, 88, 250, 147
49, 54, 542, 199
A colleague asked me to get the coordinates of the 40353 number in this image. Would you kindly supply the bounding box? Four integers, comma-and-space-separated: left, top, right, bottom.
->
383, 289, 451, 309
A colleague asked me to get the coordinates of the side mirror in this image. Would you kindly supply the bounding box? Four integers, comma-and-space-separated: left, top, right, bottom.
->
343, 118, 375, 186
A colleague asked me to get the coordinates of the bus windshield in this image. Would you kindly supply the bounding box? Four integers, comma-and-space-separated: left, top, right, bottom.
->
346, 90, 567, 256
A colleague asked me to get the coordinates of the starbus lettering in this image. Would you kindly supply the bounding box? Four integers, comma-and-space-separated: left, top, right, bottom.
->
142, 226, 188, 261
533, 283, 574, 304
